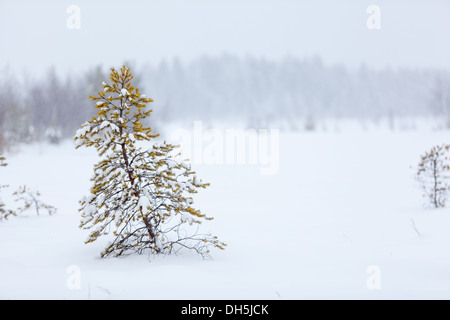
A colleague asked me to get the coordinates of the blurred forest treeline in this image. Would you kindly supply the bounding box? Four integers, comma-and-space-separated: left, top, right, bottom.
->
1, 54, 450, 150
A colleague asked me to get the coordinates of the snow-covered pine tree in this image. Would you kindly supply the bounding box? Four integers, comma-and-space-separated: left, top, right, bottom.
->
74, 65, 226, 258
416, 144, 450, 208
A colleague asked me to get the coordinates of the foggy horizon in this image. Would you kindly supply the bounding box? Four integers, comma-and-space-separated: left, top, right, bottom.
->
1, 0, 450, 78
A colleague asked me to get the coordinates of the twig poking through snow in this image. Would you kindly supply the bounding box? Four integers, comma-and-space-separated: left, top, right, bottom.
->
96, 285, 112, 296
409, 217, 422, 236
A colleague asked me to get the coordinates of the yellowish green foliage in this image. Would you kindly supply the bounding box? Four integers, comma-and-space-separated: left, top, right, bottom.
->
0, 155, 14, 221
416, 144, 450, 208
74, 65, 158, 155
13, 185, 57, 216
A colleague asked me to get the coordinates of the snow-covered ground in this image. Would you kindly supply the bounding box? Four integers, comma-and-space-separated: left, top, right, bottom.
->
1, 124, 450, 299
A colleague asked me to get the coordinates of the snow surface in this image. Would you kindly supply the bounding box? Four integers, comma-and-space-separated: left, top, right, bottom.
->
1, 126, 450, 299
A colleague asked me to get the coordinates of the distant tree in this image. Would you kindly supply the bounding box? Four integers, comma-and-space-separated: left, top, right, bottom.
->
74, 65, 226, 258
304, 114, 316, 131
0, 74, 33, 149
431, 74, 450, 128
44, 126, 63, 144
416, 144, 450, 208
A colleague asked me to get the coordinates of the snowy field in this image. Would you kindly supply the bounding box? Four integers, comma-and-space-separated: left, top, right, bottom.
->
1, 123, 450, 299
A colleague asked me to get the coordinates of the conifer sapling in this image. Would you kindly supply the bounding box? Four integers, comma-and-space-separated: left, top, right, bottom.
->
74, 66, 226, 258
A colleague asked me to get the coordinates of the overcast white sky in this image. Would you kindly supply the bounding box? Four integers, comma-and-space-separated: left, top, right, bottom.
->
1, 0, 449, 77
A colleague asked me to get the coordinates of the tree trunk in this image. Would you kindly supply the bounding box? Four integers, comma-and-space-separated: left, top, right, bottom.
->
118, 90, 159, 251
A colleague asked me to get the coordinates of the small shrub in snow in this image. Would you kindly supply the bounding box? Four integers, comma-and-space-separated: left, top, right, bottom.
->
74, 66, 226, 258
0, 154, 7, 167
0, 156, 56, 221
0, 155, 16, 221
13, 185, 57, 216
416, 144, 450, 208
